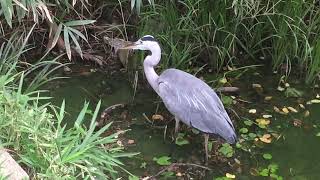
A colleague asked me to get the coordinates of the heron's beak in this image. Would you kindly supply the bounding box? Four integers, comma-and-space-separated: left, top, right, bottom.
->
121, 41, 138, 50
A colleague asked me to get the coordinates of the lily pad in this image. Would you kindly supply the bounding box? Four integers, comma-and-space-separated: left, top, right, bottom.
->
153, 156, 172, 166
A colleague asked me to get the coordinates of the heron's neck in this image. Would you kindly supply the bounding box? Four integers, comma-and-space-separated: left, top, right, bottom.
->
143, 46, 161, 94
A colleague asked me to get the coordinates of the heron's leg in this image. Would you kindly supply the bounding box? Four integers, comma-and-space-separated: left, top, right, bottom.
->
204, 133, 209, 163
174, 117, 180, 137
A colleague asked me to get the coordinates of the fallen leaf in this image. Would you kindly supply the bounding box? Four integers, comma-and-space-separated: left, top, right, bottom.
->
288, 106, 298, 113
277, 86, 285, 92
220, 77, 227, 84
273, 106, 281, 113
152, 114, 164, 121
249, 109, 257, 114
226, 173, 236, 179
304, 110, 310, 117
282, 107, 289, 114
262, 114, 272, 118
307, 99, 320, 104
299, 104, 305, 109
256, 119, 271, 126
128, 139, 135, 144
285, 83, 290, 87
264, 96, 273, 101
293, 119, 302, 127
259, 134, 272, 143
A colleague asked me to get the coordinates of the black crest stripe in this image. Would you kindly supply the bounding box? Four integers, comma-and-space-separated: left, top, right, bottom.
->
141, 36, 156, 42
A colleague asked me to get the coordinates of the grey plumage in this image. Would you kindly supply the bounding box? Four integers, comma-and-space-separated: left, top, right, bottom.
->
121, 35, 237, 162
158, 69, 237, 144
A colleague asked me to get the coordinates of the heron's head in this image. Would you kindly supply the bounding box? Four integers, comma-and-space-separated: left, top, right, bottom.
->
122, 35, 160, 52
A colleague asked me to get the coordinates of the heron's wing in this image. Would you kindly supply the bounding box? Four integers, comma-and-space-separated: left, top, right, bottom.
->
158, 69, 236, 143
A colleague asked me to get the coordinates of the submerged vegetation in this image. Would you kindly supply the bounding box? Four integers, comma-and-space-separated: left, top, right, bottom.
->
0, 0, 319, 179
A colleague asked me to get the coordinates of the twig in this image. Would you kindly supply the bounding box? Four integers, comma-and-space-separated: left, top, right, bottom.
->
148, 163, 211, 179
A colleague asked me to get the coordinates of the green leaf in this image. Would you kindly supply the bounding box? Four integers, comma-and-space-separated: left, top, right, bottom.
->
284, 87, 303, 97
244, 120, 253, 126
129, 175, 139, 180
63, 26, 72, 60
175, 133, 189, 146
153, 156, 171, 166
65, 20, 96, 26
316, 132, 320, 137
222, 95, 232, 106
248, 133, 257, 138
239, 128, 248, 134
208, 141, 213, 152
259, 169, 269, 176
140, 162, 147, 169
162, 171, 174, 177
218, 143, 234, 158
263, 153, 272, 160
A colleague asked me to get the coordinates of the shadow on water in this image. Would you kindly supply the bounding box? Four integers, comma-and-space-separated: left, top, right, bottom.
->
46, 66, 320, 179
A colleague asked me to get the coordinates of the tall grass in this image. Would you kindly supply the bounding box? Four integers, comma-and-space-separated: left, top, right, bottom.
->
0, 30, 136, 179
137, 0, 320, 83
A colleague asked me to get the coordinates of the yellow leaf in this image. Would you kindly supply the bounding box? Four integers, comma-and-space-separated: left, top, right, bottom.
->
282, 107, 289, 114
249, 109, 257, 114
277, 86, 285, 92
262, 114, 272, 118
219, 77, 227, 84
273, 106, 281, 113
288, 106, 298, 113
152, 114, 164, 121
256, 118, 271, 126
299, 104, 305, 109
259, 134, 272, 143
226, 173, 236, 179
264, 96, 273, 101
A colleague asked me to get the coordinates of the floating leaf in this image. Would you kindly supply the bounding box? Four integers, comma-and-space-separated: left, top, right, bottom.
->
256, 118, 270, 126
175, 133, 189, 146
264, 96, 273, 101
129, 175, 139, 180
249, 109, 257, 114
226, 173, 236, 179
259, 134, 272, 143
162, 171, 174, 178
247, 133, 255, 138
282, 107, 289, 114
222, 95, 233, 106
244, 120, 253, 126
307, 99, 320, 104
262, 114, 272, 118
277, 86, 285, 92
153, 156, 172, 166
304, 110, 310, 117
239, 128, 248, 134
299, 104, 305, 109
219, 77, 227, 84
287, 107, 298, 113
263, 153, 273, 160
152, 114, 164, 121
219, 143, 234, 157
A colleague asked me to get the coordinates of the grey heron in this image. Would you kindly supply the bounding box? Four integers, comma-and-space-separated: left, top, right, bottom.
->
122, 35, 237, 162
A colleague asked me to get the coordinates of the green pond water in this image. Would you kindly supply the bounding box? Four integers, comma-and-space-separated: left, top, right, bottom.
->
46, 66, 320, 180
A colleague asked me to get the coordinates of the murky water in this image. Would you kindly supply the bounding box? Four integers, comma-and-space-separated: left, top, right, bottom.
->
46, 66, 320, 179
